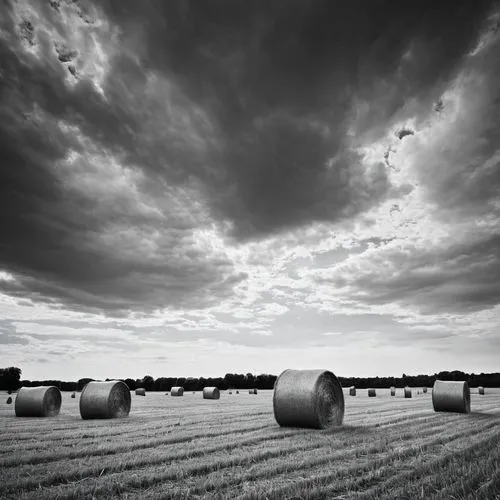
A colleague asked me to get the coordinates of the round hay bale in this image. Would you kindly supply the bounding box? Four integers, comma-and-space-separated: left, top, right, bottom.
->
368, 389, 376, 397
228, 391, 233, 395
71, 392, 76, 399
171, 387, 184, 397
404, 387, 412, 398
203, 387, 220, 400
478, 386, 485, 395
273, 369, 344, 429
249, 388, 258, 395
390, 386, 396, 396
432, 380, 470, 414
349, 386, 356, 396
422, 387, 428, 394
135, 388, 146, 396
79, 380, 131, 419
15, 386, 62, 417
236, 390, 239, 394
6, 397, 13, 404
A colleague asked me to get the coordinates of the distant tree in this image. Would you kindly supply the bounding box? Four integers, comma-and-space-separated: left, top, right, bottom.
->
0, 367, 22, 391
124, 378, 136, 390
77, 378, 95, 391
141, 375, 155, 391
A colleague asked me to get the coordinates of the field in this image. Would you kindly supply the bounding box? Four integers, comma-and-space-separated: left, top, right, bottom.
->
1, 389, 500, 499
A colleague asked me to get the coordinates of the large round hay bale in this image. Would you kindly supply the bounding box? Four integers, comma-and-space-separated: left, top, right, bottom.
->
349, 386, 356, 396
171, 387, 184, 396
432, 380, 470, 414
249, 388, 257, 395
404, 386, 412, 398
368, 389, 376, 397
203, 387, 220, 400
390, 386, 396, 396
273, 369, 344, 429
6, 397, 12, 404
15, 386, 62, 417
79, 381, 131, 419
422, 387, 428, 394
71, 392, 76, 399
135, 388, 146, 396
478, 386, 485, 395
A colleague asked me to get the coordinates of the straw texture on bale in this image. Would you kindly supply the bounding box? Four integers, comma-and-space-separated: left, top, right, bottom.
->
249, 388, 258, 395
79, 380, 131, 419
368, 389, 376, 397
71, 392, 76, 399
203, 387, 220, 400
171, 387, 184, 396
6, 397, 12, 404
422, 387, 428, 393
15, 386, 62, 417
478, 386, 485, 395
349, 387, 356, 396
404, 387, 412, 398
390, 386, 396, 396
432, 380, 470, 414
135, 388, 146, 396
273, 369, 345, 429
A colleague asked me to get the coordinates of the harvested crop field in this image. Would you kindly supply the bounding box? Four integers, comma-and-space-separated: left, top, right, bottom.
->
1, 389, 500, 499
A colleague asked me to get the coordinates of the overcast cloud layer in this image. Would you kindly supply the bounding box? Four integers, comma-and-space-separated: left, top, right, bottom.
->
1, 0, 499, 379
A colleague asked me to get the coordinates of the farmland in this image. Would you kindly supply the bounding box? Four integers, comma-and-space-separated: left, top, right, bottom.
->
1, 389, 500, 499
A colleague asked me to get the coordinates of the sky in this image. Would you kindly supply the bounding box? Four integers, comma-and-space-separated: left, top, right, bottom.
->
1, 0, 500, 381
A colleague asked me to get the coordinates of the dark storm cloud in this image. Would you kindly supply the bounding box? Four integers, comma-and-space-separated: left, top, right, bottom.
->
0, 0, 494, 312
338, 234, 500, 315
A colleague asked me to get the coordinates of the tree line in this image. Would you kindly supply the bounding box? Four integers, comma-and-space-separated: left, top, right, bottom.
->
2, 367, 500, 392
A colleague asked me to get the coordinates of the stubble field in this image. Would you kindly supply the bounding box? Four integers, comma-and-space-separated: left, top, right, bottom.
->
1, 389, 499, 499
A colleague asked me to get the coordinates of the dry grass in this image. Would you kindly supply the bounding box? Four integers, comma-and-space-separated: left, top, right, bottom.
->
0, 388, 499, 499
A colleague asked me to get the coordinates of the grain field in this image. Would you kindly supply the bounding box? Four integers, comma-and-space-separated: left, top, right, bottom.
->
1, 389, 499, 499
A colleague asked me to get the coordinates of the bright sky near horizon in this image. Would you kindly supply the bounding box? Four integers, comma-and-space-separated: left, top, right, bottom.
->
1, 0, 500, 381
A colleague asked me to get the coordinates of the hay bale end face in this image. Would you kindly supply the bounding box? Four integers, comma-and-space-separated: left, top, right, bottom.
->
15, 386, 62, 417
404, 387, 412, 398
390, 386, 396, 396
273, 369, 345, 429
422, 387, 428, 394
349, 386, 356, 396
203, 387, 220, 400
249, 388, 258, 395
79, 380, 131, 419
368, 389, 376, 397
478, 386, 485, 395
135, 388, 146, 396
432, 380, 470, 414
6, 397, 12, 404
171, 387, 184, 397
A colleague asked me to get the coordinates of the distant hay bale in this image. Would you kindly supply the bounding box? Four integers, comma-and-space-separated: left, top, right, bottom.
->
228, 391, 233, 395
478, 386, 485, 395
432, 380, 470, 414
15, 386, 62, 417
7, 389, 12, 395
171, 387, 184, 397
249, 388, 258, 395
390, 386, 396, 396
349, 387, 356, 396
273, 369, 344, 429
71, 392, 76, 399
135, 388, 146, 396
6, 397, 12, 404
404, 387, 412, 398
422, 387, 428, 394
203, 387, 220, 400
236, 390, 239, 394
368, 389, 376, 397
79, 380, 131, 419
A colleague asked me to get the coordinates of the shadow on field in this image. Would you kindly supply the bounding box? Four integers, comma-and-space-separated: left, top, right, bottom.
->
468, 411, 500, 419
